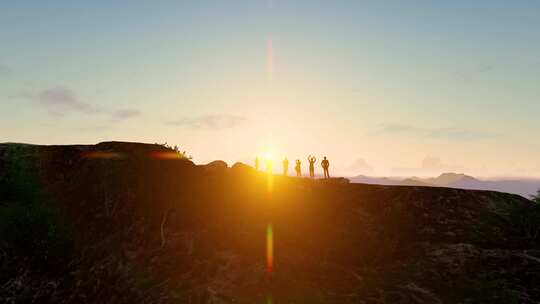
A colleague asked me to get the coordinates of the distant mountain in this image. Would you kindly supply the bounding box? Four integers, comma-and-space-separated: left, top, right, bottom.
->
400, 178, 434, 187
350, 172, 540, 198
348, 175, 403, 186
425, 173, 478, 187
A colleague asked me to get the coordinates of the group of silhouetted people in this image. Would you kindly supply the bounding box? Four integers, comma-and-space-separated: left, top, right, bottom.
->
255, 155, 330, 179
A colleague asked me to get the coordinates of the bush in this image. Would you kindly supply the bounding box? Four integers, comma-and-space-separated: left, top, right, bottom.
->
155, 142, 192, 160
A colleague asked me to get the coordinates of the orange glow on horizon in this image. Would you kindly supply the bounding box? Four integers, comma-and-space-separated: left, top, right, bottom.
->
82, 151, 123, 159
149, 151, 185, 160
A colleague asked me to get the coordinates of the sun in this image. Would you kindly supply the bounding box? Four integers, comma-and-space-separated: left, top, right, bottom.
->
262, 151, 275, 163
260, 140, 279, 162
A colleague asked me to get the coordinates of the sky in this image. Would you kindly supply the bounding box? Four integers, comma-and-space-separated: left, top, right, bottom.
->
1, 0, 540, 177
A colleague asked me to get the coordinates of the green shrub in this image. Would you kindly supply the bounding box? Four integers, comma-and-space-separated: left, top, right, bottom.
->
155, 142, 192, 160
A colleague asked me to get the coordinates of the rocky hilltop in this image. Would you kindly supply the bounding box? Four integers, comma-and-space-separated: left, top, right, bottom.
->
1, 142, 540, 303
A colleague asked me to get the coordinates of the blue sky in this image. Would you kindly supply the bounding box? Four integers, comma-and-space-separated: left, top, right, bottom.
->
1, 1, 540, 177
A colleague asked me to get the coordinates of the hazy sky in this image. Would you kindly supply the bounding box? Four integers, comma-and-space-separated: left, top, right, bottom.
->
1, 1, 540, 177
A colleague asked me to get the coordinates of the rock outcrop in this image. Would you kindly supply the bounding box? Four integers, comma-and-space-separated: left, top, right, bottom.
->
0, 142, 539, 303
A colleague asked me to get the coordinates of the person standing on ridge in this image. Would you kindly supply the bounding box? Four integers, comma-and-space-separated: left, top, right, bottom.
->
321, 156, 330, 179
255, 156, 260, 171
283, 158, 289, 176
308, 155, 317, 178
295, 159, 302, 177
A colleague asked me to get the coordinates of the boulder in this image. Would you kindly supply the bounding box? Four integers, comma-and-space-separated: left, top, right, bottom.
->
203, 160, 228, 174
231, 162, 253, 172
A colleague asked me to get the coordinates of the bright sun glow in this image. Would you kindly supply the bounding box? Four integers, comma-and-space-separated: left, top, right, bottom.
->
260, 140, 279, 163
262, 151, 275, 163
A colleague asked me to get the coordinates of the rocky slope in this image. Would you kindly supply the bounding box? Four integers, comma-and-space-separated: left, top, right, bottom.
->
1, 142, 539, 303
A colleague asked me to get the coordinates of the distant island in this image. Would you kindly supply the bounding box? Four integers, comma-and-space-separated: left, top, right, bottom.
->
350, 172, 540, 198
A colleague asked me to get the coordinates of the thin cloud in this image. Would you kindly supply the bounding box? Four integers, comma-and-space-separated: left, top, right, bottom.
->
380, 123, 418, 135
459, 64, 494, 82
428, 127, 497, 140
164, 114, 247, 130
392, 156, 466, 176
0, 64, 11, 74
378, 123, 498, 141
17, 86, 140, 120
19, 86, 99, 115
421, 156, 464, 172
348, 158, 374, 174
112, 109, 140, 120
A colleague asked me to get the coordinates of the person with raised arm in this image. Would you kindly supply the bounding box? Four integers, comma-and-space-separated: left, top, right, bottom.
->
308, 155, 317, 178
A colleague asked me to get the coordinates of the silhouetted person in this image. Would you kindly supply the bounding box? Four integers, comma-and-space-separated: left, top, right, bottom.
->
321, 156, 330, 179
295, 159, 302, 177
255, 156, 260, 171
282, 158, 289, 176
308, 155, 317, 178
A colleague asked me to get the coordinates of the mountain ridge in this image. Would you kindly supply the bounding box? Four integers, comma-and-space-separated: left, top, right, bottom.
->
350, 172, 540, 198
1, 142, 539, 303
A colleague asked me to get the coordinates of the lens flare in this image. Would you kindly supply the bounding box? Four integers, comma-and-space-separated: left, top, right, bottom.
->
267, 38, 273, 81
149, 151, 185, 160
267, 174, 274, 194
82, 151, 123, 159
265, 159, 274, 194
263, 151, 274, 163
266, 223, 274, 276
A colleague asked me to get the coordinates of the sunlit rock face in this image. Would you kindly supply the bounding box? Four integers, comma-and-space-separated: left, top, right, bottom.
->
202, 160, 228, 173
0, 142, 539, 303
231, 162, 252, 172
